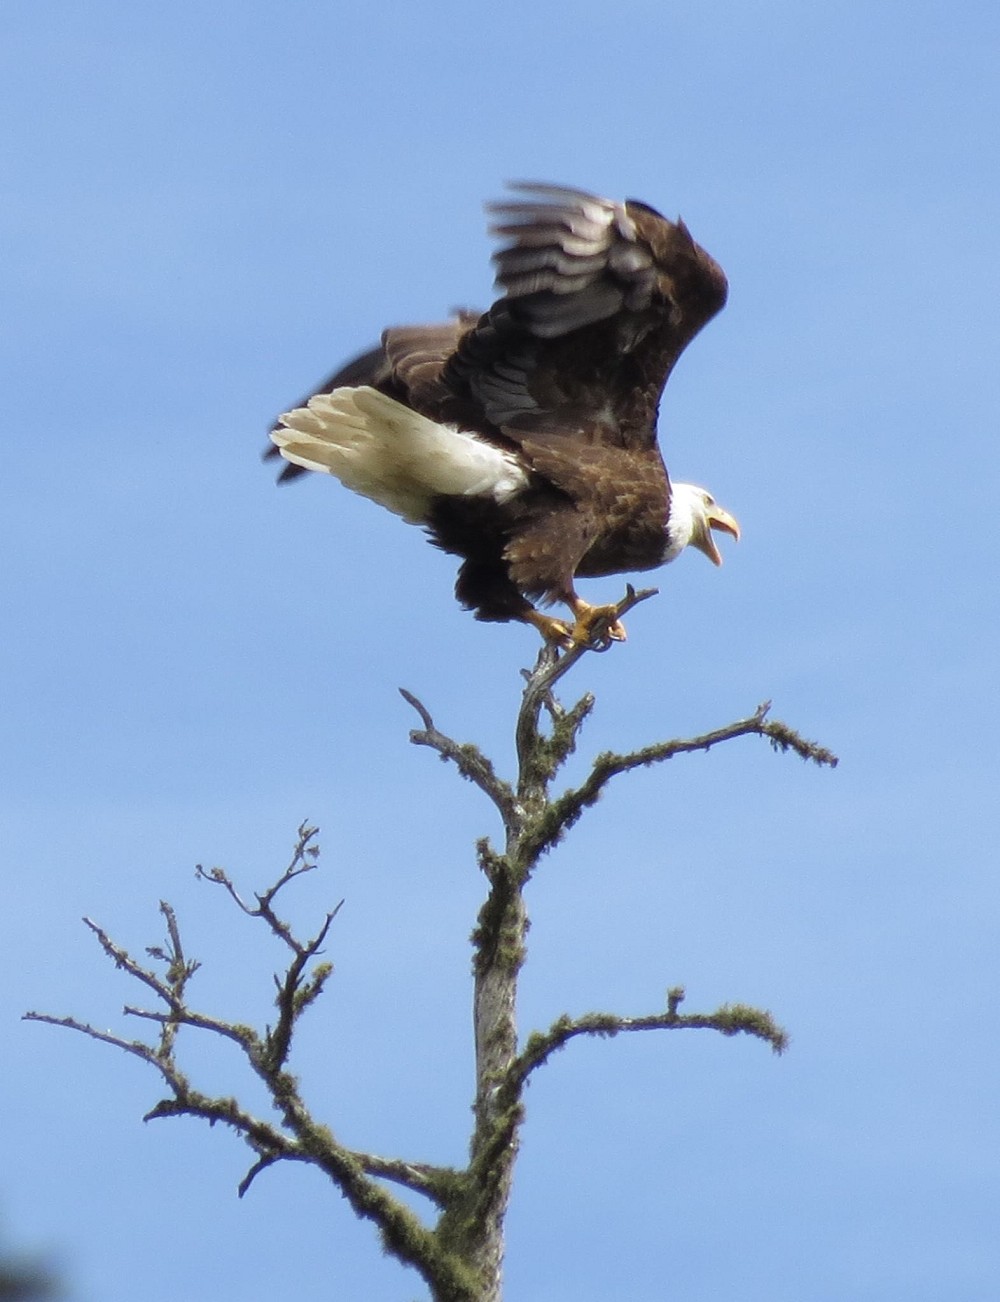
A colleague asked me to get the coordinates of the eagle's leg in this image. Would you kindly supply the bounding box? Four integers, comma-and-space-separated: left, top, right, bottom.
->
523, 608, 575, 647
566, 595, 628, 647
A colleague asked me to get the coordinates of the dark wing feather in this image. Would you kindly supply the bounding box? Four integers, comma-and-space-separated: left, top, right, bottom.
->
265, 314, 479, 480
381, 315, 480, 409
443, 182, 728, 451
487, 182, 658, 337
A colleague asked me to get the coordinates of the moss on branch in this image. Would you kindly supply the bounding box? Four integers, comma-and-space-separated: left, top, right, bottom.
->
27, 598, 835, 1302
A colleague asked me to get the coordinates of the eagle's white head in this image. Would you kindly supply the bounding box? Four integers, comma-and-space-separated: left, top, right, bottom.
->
666, 483, 741, 566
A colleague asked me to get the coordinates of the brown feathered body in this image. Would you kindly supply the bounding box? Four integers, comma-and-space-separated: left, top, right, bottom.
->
269, 184, 731, 629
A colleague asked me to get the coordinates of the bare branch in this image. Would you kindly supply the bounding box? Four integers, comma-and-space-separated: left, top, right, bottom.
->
195, 826, 342, 1071
236, 1135, 455, 1206
22, 1011, 188, 1090
29, 829, 483, 1302
514, 990, 788, 1086
143, 1089, 294, 1147
196, 822, 326, 950
143, 901, 200, 1059
543, 690, 596, 769
267, 942, 335, 1072
238, 1151, 294, 1198
142, 1059, 457, 1207
347, 1151, 461, 1207
121, 1002, 263, 1055
525, 701, 838, 860
758, 711, 840, 766
257, 820, 323, 909
83, 916, 181, 1010
400, 688, 519, 829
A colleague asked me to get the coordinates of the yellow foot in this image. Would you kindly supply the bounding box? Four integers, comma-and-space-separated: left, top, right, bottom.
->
525, 610, 574, 648
568, 601, 628, 648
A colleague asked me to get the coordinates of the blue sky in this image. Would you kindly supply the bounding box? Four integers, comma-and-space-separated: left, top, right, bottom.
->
2, 2, 999, 1298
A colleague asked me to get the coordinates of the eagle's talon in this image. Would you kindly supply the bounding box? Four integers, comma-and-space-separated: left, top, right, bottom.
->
568, 604, 629, 649
525, 611, 574, 648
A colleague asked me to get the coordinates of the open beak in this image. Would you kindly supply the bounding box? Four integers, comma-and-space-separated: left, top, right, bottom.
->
693, 503, 741, 566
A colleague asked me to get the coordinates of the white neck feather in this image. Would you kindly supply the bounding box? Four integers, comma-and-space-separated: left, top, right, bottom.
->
663, 481, 704, 561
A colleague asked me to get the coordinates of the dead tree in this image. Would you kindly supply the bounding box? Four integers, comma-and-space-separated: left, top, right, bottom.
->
26, 589, 837, 1302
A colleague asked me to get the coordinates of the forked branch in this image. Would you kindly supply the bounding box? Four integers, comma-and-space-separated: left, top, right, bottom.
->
25, 825, 478, 1301
27, 599, 837, 1302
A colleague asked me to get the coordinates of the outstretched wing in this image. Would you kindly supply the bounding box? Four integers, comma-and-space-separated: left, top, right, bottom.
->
267, 183, 727, 481
444, 182, 728, 449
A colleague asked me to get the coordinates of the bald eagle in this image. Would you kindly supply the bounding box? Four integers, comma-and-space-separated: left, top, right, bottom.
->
267, 182, 739, 645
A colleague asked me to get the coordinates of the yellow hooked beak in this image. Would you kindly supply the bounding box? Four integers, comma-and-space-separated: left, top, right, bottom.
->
692, 502, 741, 566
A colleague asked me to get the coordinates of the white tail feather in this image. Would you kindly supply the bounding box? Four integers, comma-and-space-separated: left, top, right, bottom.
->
271, 386, 528, 523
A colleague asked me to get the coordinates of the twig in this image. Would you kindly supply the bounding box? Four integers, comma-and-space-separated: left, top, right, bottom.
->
196, 821, 322, 938
196, 825, 342, 1071
22, 1011, 187, 1087
400, 688, 519, 830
